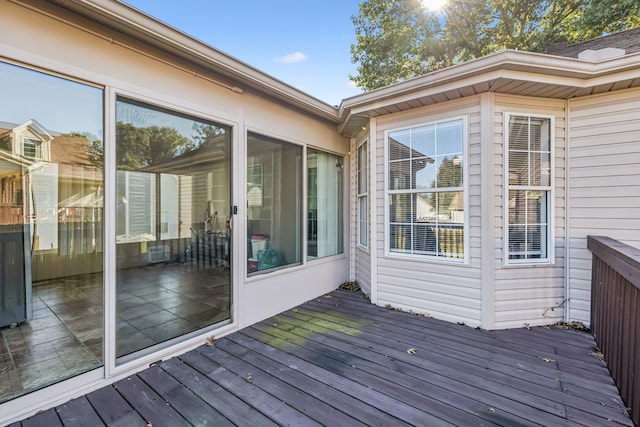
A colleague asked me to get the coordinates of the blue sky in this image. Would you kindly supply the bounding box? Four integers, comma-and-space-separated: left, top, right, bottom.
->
123, 0, 364, 106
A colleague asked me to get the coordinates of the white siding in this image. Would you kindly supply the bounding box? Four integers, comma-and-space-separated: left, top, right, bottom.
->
355, 248, 371, 295
492, 95, 566, 329
374, 97, 483, 326
567, 88, 640, 325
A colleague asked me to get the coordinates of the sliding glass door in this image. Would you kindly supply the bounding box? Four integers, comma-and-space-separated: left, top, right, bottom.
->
0, 61, 104, 402
115, 97, 232, 362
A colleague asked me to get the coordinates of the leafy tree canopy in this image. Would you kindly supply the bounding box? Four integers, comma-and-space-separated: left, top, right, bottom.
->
351, 0, 640, 90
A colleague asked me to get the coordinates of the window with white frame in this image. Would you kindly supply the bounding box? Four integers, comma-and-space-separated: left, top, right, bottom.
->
23, 137, 42, 160
505, 114, 553, 263
357, 140, 368, 249
387, 118, 465, 260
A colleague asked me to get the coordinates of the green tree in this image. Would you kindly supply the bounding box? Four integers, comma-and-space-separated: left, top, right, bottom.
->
351, 0, 640, 91
429, 156, 462, 211
116, 122, 191, 170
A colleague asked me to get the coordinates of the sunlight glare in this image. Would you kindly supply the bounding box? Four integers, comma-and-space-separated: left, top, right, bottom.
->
421, 0, 447, 11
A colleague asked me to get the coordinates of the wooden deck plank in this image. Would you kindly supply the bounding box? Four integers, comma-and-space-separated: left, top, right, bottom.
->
290, 304, 569, 417
56, 396, 104, 427
178, 350, 322, 427
221, 334, 414, 427
258, 314, 547, 427
236, 327, 453, 425
85, 385, 147, 427
12, 289, 634, 427
301, 294, 631, 425
245, 322, 487, 426
19, 409, 62, 427
159, 357, 280, 427
113, 376, 190, 427
308, 295, 621, 399
193, 341, 370, 427
137, 365, 234, 427
271, 310, 569, 426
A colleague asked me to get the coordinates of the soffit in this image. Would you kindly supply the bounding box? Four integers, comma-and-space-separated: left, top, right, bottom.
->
339, 50, 640, 137
21, 0, 341, 124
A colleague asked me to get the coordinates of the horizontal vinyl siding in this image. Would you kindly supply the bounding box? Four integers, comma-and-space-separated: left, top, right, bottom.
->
567, 88, 640, 325
492, 95, 566, 329
374, 97, 483, 327
355, 248, 371, 295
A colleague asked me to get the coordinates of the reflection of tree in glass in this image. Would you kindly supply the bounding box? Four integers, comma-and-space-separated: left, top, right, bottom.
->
116, 122, 191, 170
429, 156, 462, 210
192, 123, 225, 148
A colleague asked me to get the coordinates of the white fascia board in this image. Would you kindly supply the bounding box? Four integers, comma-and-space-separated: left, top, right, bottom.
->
339, 50, 640, 117
338, 50, 640, 137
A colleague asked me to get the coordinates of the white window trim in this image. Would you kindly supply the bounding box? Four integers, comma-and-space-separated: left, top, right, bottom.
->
383, 116, 469, 264
503, 112, 555, 266
356, 139, 368, 251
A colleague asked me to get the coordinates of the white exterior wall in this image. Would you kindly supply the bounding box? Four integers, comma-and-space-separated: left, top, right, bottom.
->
373, 97, 483, 326
492, 95, 566, 329
0, 2, 348, 421
567, 88, 640, 325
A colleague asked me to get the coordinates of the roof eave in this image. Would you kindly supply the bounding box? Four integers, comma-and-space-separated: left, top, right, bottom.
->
40, 0, 340, 124
339, 50, 640, 136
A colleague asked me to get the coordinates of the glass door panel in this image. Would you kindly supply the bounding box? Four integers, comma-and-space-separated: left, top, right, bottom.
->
115, 97, 231, 361
0, 61, 104, 402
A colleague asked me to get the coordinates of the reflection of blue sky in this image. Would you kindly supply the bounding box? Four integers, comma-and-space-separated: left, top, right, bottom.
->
0, 62, 103, 140
416, 163, 436, 189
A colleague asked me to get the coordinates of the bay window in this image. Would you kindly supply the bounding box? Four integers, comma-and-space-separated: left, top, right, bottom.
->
387, 118, 466, 260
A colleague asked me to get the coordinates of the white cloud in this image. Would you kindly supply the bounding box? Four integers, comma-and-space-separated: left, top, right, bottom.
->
275, 51, 308, 64
345, 81, 358, 89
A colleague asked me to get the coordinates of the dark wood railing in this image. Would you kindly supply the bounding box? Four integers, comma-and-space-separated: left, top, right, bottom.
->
588, 235, 640, 426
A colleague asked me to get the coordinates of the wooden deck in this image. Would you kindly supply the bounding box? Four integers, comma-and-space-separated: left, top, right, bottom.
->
13, 290, 633, 426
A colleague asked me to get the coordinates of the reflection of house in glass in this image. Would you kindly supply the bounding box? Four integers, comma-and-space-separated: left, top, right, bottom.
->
388, 132, 464, 258
0, 119, 103, 266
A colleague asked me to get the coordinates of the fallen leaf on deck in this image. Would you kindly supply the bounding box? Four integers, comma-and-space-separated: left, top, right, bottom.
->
540, 357, 556, 363
488, 408, 495, 413
206, 335, 216, 346
292, 308, 300, 313
271, 323, 278, 327
407, 347, 417, 355
524, 323, 531, 330
244, 374, 252, 383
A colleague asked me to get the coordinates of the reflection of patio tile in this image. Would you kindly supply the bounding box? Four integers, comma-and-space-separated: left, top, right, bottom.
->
152, 295, 191, 310
18, 355, 69, 391
18, 315, 66, 332
141, 318, 193, 343
116, 331, 156, 358
183, 308, 229, 328
0, 368, 22, 402
12, 335, 78, 367
24, 324, 76, 347
167, 301, 213, 318
7, 265, 230, 403
118, 302, 163, 320
58, 346, 101, 371
126, 310, 180, 331
30, 306, 56, 320
139, 289, 180, 303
